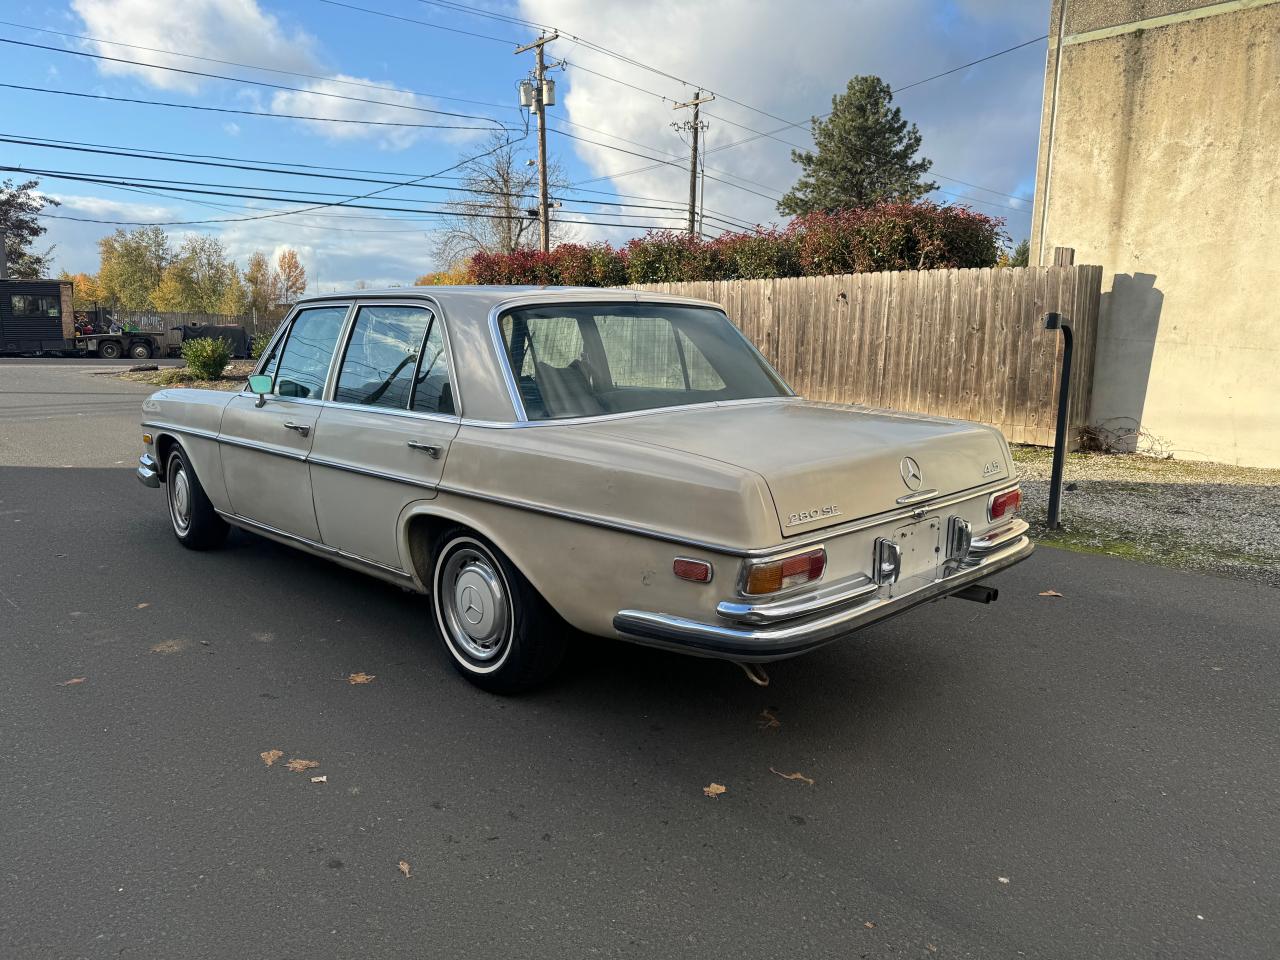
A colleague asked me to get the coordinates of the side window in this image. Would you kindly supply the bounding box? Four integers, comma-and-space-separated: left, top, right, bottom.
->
272, 305, 349, 399
10, 295, 60, 317
334, 305, 435, 409
411, 319, 455, 415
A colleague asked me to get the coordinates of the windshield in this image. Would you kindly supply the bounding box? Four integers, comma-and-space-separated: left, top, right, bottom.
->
499, 303, 791, 421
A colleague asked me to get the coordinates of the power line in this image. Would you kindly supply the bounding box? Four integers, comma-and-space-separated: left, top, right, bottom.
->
316, 0, 522, 46
0, 82, 503, 131
0, 37, 508, 128
0, 18, 517, 111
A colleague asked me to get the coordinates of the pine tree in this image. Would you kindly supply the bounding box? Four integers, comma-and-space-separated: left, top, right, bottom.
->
778, 76, 937, 216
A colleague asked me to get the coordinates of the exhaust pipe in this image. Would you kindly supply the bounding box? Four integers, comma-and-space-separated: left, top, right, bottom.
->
951, 584, 999, 604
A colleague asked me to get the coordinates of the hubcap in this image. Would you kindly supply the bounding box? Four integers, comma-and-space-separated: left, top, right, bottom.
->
439, 545, 510, 663
168, 464, 192, 536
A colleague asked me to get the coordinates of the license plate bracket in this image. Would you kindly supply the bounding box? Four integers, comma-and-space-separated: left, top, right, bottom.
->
891, 516, 942, 585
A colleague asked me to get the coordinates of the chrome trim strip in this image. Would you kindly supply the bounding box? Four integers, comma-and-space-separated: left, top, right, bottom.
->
142, 420, 220, 442
968, 518, 1030, 557
216, 510, 415, 582
717, 574, 877, 625
896, 488, 939, 505
319, 400, 462, 425
216, 434, 309, 462
307, 455, 439, 490
613, 535, 1035, 662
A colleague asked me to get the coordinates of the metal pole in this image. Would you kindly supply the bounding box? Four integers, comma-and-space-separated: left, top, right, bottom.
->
1044, 313, 1074, 530
534, 41, 550, 253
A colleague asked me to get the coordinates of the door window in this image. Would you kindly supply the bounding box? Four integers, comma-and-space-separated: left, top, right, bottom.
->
411, 319, 454, 415
334, 305, 435, 410
271, 305, 349, 399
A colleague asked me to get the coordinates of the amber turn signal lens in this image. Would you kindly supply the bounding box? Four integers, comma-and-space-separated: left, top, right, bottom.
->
742, 548, 826, 596
989, 488, 1022, 521
673, 557, 713, 583
142, 433, 153, 444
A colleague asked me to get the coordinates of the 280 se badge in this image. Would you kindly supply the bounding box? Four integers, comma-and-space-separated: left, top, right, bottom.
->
785, 505, 842, 527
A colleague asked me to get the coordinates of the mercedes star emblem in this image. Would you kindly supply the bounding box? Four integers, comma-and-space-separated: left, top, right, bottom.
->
900, 456, 923, 491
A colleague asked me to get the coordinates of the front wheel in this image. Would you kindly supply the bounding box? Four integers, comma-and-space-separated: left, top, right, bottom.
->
431, 531, 567, 694
165, 446, 228, 550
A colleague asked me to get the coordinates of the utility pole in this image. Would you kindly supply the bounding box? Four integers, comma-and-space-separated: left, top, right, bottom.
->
0, 229, 8, 281
515, 32, 558, 253
673, 91, 714, 236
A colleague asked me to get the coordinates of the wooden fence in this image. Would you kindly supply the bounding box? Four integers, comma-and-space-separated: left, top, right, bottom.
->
632, 263, 1102, 446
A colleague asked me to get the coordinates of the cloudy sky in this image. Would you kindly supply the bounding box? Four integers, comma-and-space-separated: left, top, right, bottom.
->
3, 0, 1049, 290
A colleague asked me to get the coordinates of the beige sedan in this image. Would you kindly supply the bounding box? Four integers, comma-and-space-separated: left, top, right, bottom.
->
137, 288, 1032, 692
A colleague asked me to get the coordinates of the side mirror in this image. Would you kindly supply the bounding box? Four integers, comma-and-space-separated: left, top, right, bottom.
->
248, 374, 273, 407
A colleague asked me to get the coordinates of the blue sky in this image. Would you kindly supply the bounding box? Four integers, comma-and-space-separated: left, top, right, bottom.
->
2, 0, 1049, 289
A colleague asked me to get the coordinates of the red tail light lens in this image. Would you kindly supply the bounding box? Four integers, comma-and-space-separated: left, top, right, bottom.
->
742, 548, 826, 596
989, 488, 1022, 521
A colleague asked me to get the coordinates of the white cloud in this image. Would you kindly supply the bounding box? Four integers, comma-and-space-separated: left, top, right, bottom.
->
54, 193, 176, 220
269, 74, 483, 152
70, 0, 318, 94
521, 0, 1046, 239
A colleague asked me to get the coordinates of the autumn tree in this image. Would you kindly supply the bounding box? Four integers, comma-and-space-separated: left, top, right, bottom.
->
431, 130, 575, 267
96, 226, 173, 310
60, 270, 103, 310
244, 250, 279, 318
778, 76, 937, 216
150, 235, 242, 313
276, 249, 306, 302
1, 178, 60, 278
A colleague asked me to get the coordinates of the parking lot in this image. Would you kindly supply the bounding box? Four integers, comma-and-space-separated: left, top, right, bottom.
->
2, 359, 1277, 959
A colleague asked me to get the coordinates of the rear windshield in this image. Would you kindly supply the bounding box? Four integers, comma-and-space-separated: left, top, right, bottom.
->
499, 303, 791, 420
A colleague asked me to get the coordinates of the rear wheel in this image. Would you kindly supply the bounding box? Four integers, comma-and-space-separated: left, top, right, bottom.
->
98, 340, 122, 360
165, 446, 228, 550
128, 341, 152, 360
431, 530, 567, 694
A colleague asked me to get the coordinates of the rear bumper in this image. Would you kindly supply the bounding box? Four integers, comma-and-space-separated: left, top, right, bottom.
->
613, 524, 1033, 662
136, 453, 160, 488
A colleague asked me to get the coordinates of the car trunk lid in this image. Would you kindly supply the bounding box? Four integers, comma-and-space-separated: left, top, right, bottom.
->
582, 400, 1011, 537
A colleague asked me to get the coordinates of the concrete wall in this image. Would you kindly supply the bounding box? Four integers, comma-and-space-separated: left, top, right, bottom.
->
1030, 0, 1280, 467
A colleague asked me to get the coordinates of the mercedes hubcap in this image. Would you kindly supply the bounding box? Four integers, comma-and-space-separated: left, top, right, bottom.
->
440, 546, 510, 662
169, 465, 192, 535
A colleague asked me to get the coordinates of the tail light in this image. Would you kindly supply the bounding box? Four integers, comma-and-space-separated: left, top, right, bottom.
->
988, 488, 1022, 522
741, 547, 826, 596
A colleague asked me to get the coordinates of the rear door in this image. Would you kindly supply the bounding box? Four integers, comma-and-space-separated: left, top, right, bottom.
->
218, 303, 350, 541
309, 302, 460, 570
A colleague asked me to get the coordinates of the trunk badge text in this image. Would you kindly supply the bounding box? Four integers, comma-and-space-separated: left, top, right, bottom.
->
785, 505, 842, 527
982, 459, 1002, 477
900, 456, 923, 490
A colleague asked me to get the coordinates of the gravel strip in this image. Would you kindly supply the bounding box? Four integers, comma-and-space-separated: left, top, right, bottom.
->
1013, 446, 1280, 587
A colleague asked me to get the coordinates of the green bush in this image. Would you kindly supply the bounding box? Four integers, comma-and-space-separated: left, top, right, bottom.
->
249, 331, 272, 360
157, 367, 197, 385
181, 337, 232, 380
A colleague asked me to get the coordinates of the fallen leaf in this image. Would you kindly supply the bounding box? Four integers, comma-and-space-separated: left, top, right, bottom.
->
285, 758, 319, 773
703, 782, 727, 798
863, 921, 877, 929
260, 749, 283, 767
398, 860, 412, 878
927, 945, 938, 953
757, 708, 781, 731
998, 876, 1010, 884
769, 767, 815, 786
150, 639, 187, 654
1038, 589, 1064, 598
136, 602, 150, 609
310, 775, 327, 784
347, 672, 376, 684
57, 677, 87, 686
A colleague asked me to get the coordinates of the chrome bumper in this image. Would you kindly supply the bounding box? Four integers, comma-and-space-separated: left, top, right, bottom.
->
136, 453, 160, 488
613, 523, 1034, 661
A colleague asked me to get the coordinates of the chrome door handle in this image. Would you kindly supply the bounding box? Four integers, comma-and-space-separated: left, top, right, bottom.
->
282, 421, 311, 437
407, 441, 440, 459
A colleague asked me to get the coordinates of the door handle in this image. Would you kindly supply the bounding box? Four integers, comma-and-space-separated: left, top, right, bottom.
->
407, 441, 440, 459
282, 421, 311, 437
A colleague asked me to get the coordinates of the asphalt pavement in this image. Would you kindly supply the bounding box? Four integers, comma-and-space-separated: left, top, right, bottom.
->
1, 361, 1277, 959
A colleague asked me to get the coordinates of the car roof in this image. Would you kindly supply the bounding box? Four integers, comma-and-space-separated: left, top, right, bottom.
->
293, 285, 722, 317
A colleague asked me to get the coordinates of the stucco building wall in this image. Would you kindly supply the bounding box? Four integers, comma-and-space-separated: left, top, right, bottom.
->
1030, 0, 1280, 467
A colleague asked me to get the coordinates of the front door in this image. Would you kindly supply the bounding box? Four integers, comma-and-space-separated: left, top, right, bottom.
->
219, 303, 350, 541
310, 303, 460, 569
